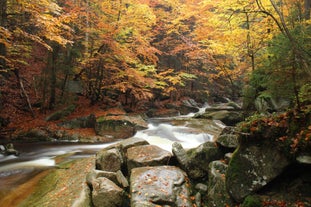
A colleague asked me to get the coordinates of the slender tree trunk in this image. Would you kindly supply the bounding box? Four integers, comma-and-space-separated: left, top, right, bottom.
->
0, 0, 7, 70
48, 46, 59, 110
305, 0, 311, 19
14, 70, 35, 118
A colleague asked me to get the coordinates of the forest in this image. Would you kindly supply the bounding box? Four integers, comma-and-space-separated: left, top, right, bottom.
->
0, 0, 311, 207
0, 0, 310, 125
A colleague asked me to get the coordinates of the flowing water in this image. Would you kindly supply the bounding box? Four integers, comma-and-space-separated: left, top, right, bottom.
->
0, 108, 225, 204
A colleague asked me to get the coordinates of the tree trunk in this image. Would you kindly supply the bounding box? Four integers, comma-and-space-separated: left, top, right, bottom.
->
305, 0, 311, 19
48, 45, 59, 110
0, 0, 7, 70
14, 70, 35, 118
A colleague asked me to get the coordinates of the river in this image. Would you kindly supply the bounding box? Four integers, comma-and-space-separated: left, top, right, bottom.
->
0, 111, 224, 204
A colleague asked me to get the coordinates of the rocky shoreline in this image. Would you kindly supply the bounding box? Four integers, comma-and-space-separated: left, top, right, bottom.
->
2, 100, 311, 207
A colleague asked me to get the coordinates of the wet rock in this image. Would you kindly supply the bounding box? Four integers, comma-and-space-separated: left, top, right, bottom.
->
207, 161, 233, 207
91, 177, 124, 207
95, 148, 123, 172
58, 114, 96, 129
197, 110, 243, 126
224, 152, 233, 164
226, 140, 291, 202
296, 155, 311, 164
172, 142, 199, 177
130, 166, 192, 207
116, 170, 129, 188
86, 169, 118, 187
126, 145, 172, 172
1, 143, 20, 156
119, 137, 149, 154
216, 126, 239, 149
172, 142, 223, 179
95, 114, 147, 139
195, 183, 208, 193
95, 119, 136, 139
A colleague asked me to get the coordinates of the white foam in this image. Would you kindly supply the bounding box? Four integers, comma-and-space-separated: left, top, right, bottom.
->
0, 157, 55, 172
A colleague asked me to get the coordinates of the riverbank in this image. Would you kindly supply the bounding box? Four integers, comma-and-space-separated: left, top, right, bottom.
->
16, 156, 94, 207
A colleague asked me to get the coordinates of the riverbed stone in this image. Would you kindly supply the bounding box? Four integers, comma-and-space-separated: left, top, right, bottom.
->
130, 166, 192, 207
119, 137, 149, 154
91, 177, 124, 207
95, 148, 123, 172
207, 161, 233, 207
58, 114, 96, 129
86, 169, 118, 187
216, 126, 239, 149
172, 141, 223, 179
126, 145, 172, 172
197, 110, 243, 126
226, 140, 291, 202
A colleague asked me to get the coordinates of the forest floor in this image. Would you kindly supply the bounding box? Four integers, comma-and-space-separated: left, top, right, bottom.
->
0, 96, 128, 141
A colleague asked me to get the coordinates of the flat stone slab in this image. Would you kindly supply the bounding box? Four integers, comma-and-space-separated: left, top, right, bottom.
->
126, 145, 172, 172
130, 166, 192, 207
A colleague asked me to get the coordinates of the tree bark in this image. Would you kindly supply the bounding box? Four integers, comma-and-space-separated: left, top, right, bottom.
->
0, 0, 7, 70
14, 70, 35, 118
305, 0, 311, 19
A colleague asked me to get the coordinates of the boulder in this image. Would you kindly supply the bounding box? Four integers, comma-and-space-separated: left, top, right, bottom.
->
216, 126, 239, 149
178, 99, 200, 115
95, 148, 123, 172
91, 177, 124, 207
226, 140, 291, 202
1, 143, 19, 156
95, 114, 147, 139
172, 141, 223, 179
58, 114, 96, 129
126, 145, 172, 172
207, 161, 233, 207
95, 118, 136, 139
197, 110, 243, 126
130, 166, 192, 207
119, 137, 149, 154
86, 169, 118, 187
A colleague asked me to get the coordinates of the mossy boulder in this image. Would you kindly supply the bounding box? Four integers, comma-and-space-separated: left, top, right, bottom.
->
226, 140, 290, 202
197, 110, 244, 126
207, 161, 234, 207
58, 114, 96, 129
95, 115, 147, 139
172, 141, 223, 179
240, 195, 262, 207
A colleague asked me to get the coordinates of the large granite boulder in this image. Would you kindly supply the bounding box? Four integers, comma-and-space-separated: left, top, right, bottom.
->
118, 137, 149, 154
91, 177, 124, 207
216, 126, 239, 149
197, 110, 243, 126
95, 148, 124, 172
172, 141, 223, 179
95, 114, 147, 139
130, 166, 192, 207
207, 161, 233, 207
58, 114, 96, 129
126, 145, 172, 172
226, 139, 291, 202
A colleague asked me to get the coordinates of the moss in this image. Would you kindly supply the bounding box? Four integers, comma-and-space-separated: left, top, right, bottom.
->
19, 170, 60, 207
226, 146, 242, 183
241, 195, 262, 207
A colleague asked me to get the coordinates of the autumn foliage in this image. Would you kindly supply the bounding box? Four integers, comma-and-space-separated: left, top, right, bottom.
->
0, 0, 311, 130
